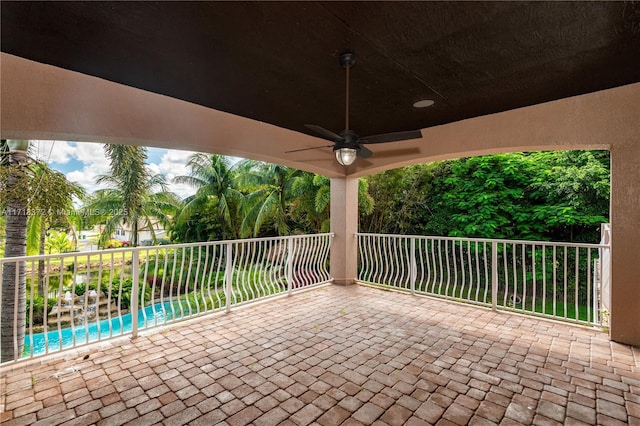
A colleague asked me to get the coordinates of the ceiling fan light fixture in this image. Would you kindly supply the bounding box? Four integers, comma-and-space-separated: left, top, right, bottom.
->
335, 148, 357, 166
413, 99, 435, 108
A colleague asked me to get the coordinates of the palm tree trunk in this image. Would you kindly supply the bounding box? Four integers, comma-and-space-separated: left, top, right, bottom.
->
133, 220, 138, 246
1, 148, 28, 362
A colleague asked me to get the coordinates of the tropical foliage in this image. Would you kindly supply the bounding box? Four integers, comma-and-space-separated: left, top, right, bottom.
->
170, 151, 608, 244
0, 139, 29, 362
87, 145, 181, 247
171, 155, 374, 242
173, 154, 242, 239
44, 230, 74, 254
361, 151, 609, 243
0, 140, 84, 361
238, 161, 302, 237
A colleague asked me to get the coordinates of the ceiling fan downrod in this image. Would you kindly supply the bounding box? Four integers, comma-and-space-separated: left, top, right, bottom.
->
340, 52, 356, 132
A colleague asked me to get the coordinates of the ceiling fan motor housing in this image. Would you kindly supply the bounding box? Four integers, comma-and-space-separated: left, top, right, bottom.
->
335, 129, 359, 150
339, 52, 356, 68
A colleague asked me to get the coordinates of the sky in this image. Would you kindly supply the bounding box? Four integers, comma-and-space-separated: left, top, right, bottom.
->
31, 140, 200, 199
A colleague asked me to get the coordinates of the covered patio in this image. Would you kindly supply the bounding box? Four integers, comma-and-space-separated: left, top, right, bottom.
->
2, 285, 639, 425
2, 2, 639, 347
2, 2, 640, 424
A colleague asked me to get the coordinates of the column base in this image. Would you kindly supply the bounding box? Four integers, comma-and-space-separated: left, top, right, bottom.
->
332, 279, 355, 286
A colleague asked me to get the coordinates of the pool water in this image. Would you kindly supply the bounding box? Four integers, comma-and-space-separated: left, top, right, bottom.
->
23, 302, 187, 357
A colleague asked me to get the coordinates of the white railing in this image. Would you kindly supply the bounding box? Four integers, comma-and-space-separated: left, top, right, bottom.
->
0, 233, 333, 364
598, 223, 611, 326
357, 233, 610, 327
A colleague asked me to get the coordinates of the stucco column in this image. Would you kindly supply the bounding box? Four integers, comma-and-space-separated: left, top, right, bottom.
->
610, 143, 640, 346
330, 176, 359, 285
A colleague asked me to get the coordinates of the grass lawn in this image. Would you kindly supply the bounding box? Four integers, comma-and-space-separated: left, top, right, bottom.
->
407, 281, 596, 323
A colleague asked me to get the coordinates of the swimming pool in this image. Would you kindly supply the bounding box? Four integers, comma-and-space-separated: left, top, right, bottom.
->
23, 302, 187, 357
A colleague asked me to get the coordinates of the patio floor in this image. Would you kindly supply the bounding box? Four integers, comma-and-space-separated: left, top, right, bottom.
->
1, 284, 639, 426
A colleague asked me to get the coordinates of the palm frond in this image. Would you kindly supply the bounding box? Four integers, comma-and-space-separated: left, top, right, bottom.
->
26, 215, 42, 256
315, 186, 331, 213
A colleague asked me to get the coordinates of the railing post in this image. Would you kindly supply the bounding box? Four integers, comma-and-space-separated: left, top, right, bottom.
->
410, 237, 416, 295
225, 243, 233, 313
287, 238, 294, 296
599, 223, 611, 326
491, 241, 498, 311
13, 261, 20, 361
131, 249, 139, 338
593, 258, 599, 325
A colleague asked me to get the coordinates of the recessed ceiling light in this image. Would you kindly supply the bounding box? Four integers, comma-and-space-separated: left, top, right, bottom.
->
413, 99, 435, 108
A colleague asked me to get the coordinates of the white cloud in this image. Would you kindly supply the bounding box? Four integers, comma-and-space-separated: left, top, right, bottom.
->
32, 140, 199, 199
72, 142, 107, 164
63, 143, 111, 194
32, 140, 76, 164
152, 149, 198, 199
66, 165, 111, 194
28, 140, 109, 194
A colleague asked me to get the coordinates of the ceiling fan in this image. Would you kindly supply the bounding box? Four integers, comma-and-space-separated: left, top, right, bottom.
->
288, 52, 423, 166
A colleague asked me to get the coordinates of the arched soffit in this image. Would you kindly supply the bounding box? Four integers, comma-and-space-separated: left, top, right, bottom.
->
2, 54, 638, 180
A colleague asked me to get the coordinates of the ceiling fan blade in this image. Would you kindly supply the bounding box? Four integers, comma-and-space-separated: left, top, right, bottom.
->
305, 124, 343, 141
357, 145, 372, 158
360, 129, 422, 144
285, 145, 333, 154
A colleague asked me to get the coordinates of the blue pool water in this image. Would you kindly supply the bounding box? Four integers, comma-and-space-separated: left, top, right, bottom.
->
23, 302, 187, 357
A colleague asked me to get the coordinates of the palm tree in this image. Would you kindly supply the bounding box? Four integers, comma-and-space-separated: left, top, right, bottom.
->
28, 164, 85, 296
44, 230, 74, 254
289, 172, 374, 234
21, 164, 85, 257
174, 154, 242, 239
26, 164, 84, 252
101, 144, 147, 246
91, 145, 180, 247
238, 161, 301, 237
0, 139, 30, 362
1, 140, 86, 361
289, 172, 331, 233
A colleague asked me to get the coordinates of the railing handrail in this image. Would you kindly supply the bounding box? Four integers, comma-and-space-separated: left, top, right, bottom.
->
0, 233, 336, 263
356, 232, 609, 250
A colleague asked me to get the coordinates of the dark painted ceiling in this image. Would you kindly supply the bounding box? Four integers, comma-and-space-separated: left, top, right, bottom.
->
2, 1, 640, 140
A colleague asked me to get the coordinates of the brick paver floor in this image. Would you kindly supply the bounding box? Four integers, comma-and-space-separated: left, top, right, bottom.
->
1, 284, 639, 425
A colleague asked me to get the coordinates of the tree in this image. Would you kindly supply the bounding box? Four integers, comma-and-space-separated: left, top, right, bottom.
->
173, 154, 242, 239
288, 172, 375, 234
90, 145, 180, 247
0, 139, 30, 362
529, 151, 609, 242
172, 157, 374, 240
359, 165, 432, 234
1, 140, 86, 361
28, 164, 84, 296
238, 161, 306, 237
437, 154, 539, 239
169, 202, 224, 243
362, 150, 610, 243
24, 165, 84, 255
289, 173, 332, 233
44, 230, 74, 254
